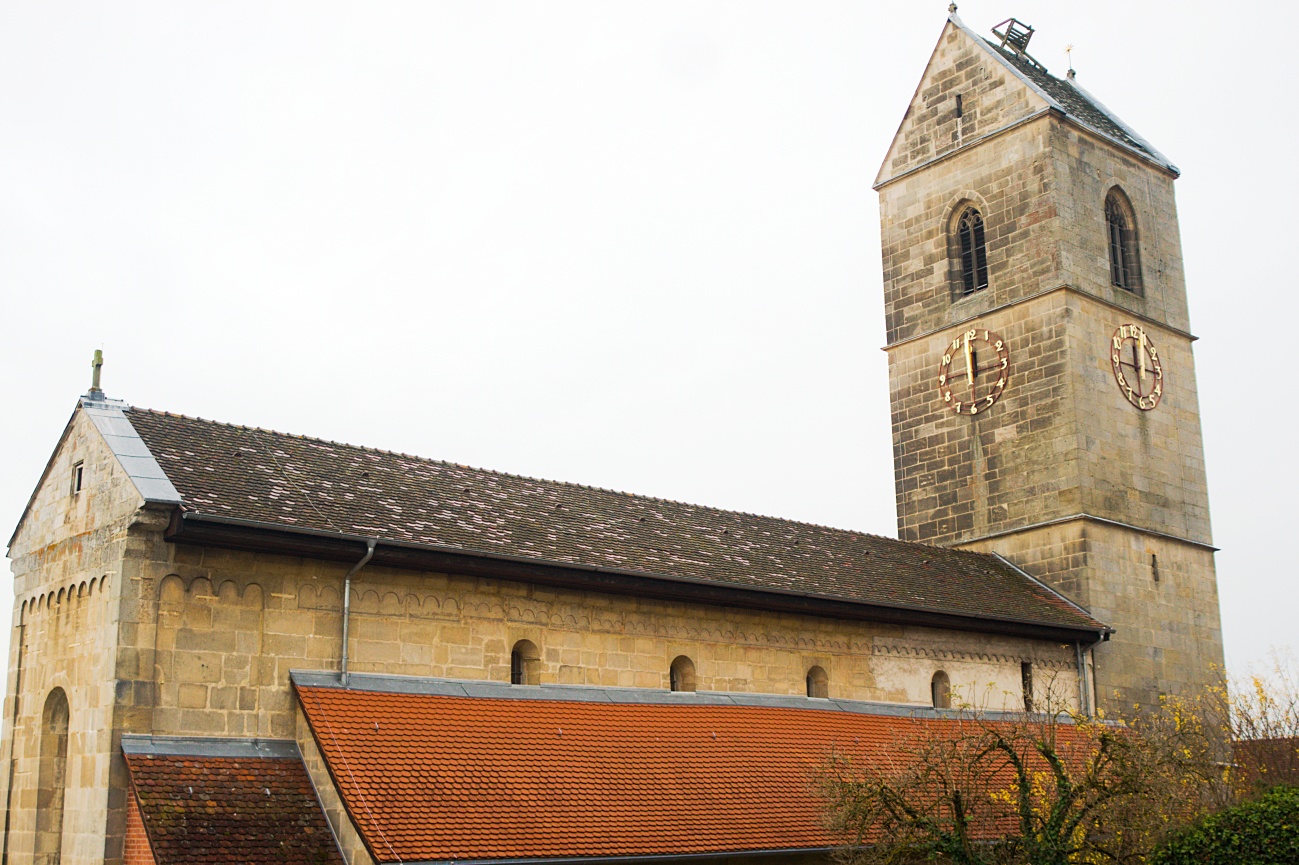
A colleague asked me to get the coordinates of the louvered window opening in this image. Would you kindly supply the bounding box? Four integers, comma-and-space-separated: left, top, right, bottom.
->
1106, 195, 1139, 292
958, 208, 989, 296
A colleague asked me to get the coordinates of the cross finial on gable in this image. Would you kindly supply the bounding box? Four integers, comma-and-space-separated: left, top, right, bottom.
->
89, 349, 104, 397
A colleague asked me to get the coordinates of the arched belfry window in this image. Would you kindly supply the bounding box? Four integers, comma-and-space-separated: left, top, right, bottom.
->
956, 207, 989, 297
510, 639, 541, 686
1105, 189, 1142, 293
669, 656, 696, 693
931, 671, 951, 709
806, 666, 829, 699
35, 688, 69, 865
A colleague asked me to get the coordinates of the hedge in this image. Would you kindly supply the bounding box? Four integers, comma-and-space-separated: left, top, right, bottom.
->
1152, 785, 1299, 865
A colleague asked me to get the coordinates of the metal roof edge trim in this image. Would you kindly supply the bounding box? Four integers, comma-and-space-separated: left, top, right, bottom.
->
120, 734, 301, 760
290, 669, 1087, 725
968, 513, 1218, 553
82, 397, 183, 506
178, 511, 1107, 637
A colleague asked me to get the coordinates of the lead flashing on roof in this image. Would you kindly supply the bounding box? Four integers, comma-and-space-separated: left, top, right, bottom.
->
290, 670, 1087, 725
81, 397, 182, 506
120, 734, 301, 760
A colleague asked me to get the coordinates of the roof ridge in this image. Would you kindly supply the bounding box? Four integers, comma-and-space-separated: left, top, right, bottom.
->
127, 405, 948, 551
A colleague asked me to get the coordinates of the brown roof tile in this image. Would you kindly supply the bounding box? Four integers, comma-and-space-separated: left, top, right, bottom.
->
124, 748, 343, 865
124, 407, 1105, 633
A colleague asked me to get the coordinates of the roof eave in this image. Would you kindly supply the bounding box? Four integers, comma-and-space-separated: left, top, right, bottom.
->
391, 848, 839, 865
166, 509, 1110, 643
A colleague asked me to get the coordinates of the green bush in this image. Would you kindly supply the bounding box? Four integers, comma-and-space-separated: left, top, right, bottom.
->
1152, 785, 1299, 865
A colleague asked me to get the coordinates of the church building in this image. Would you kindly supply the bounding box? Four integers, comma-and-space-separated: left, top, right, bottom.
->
0, 11, 1223, 865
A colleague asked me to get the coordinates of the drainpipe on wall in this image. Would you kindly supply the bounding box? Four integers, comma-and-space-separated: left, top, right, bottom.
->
1075, 641, 1089, 717
340, 540, 377, 689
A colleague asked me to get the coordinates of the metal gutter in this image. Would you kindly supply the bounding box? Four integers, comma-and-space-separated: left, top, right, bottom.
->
169, 510, 1110, 641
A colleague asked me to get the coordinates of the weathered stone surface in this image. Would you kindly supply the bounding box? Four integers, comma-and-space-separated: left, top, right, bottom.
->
878, 18, 1223, 715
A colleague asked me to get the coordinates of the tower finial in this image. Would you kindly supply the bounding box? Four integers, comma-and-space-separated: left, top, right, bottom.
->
89, 349, 104, 397
948, 3, 957, 13
1065, 44, 1076, 79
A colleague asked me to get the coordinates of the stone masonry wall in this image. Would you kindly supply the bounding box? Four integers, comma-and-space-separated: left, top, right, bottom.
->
877, 16, 1222, 717
1, 410, 145, 865
960, 520, 1223, 713
120, 542, 1082, 746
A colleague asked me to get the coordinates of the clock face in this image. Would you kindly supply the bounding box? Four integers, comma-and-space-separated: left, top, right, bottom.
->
1111, 323, 1163, 410
937, 327, 1010, 415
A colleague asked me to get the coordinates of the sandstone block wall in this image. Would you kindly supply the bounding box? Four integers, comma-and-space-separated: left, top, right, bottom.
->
124, 542, 1082, 746
877, 19, 1222, 716
1, 410, 145, 865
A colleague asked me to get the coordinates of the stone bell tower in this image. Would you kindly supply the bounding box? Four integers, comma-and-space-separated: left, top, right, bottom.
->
876, 12, 1224, 715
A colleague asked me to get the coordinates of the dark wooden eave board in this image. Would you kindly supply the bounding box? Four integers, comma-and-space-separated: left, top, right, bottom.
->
166, 510, 1108, 644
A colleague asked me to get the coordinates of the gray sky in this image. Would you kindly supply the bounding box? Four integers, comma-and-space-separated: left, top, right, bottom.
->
2, 1, 1294, 675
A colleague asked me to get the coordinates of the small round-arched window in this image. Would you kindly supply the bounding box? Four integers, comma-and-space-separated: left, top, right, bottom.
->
510, 639, 541, 686
669, 656, 696, 693
806, 666, 829, 699
931, 670, 951, 709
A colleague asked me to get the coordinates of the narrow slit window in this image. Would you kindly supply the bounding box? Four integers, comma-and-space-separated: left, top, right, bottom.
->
1151, 553, 1160, 583
957, 208, 989, 296
954, 94, 963, 118
71, 462, 84, 495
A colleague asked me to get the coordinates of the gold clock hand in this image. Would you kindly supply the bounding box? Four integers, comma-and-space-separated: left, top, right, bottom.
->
1138, 331, 1148, 383
964, 334, 974, 387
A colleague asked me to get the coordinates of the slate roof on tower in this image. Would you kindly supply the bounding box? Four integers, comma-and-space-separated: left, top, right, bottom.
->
115, 405, 1107, 636
958, 14, 1176, 174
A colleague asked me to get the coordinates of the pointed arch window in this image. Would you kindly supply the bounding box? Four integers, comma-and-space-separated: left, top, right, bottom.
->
957, 207, 989, 296
1105, 190, 1142, 293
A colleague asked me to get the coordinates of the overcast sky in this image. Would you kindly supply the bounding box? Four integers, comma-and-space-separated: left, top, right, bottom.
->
1, 1, 1294, 676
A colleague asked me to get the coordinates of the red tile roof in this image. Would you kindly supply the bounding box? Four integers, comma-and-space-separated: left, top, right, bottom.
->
123, 747, 344, 865
296, 681, 998, 863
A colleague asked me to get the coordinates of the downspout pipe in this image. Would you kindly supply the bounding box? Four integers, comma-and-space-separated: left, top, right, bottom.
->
1075, 641, 1088, 717
340, 540, 377, 689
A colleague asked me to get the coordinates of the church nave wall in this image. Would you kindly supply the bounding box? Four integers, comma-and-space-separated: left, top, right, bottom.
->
125, 543, 1084, 744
